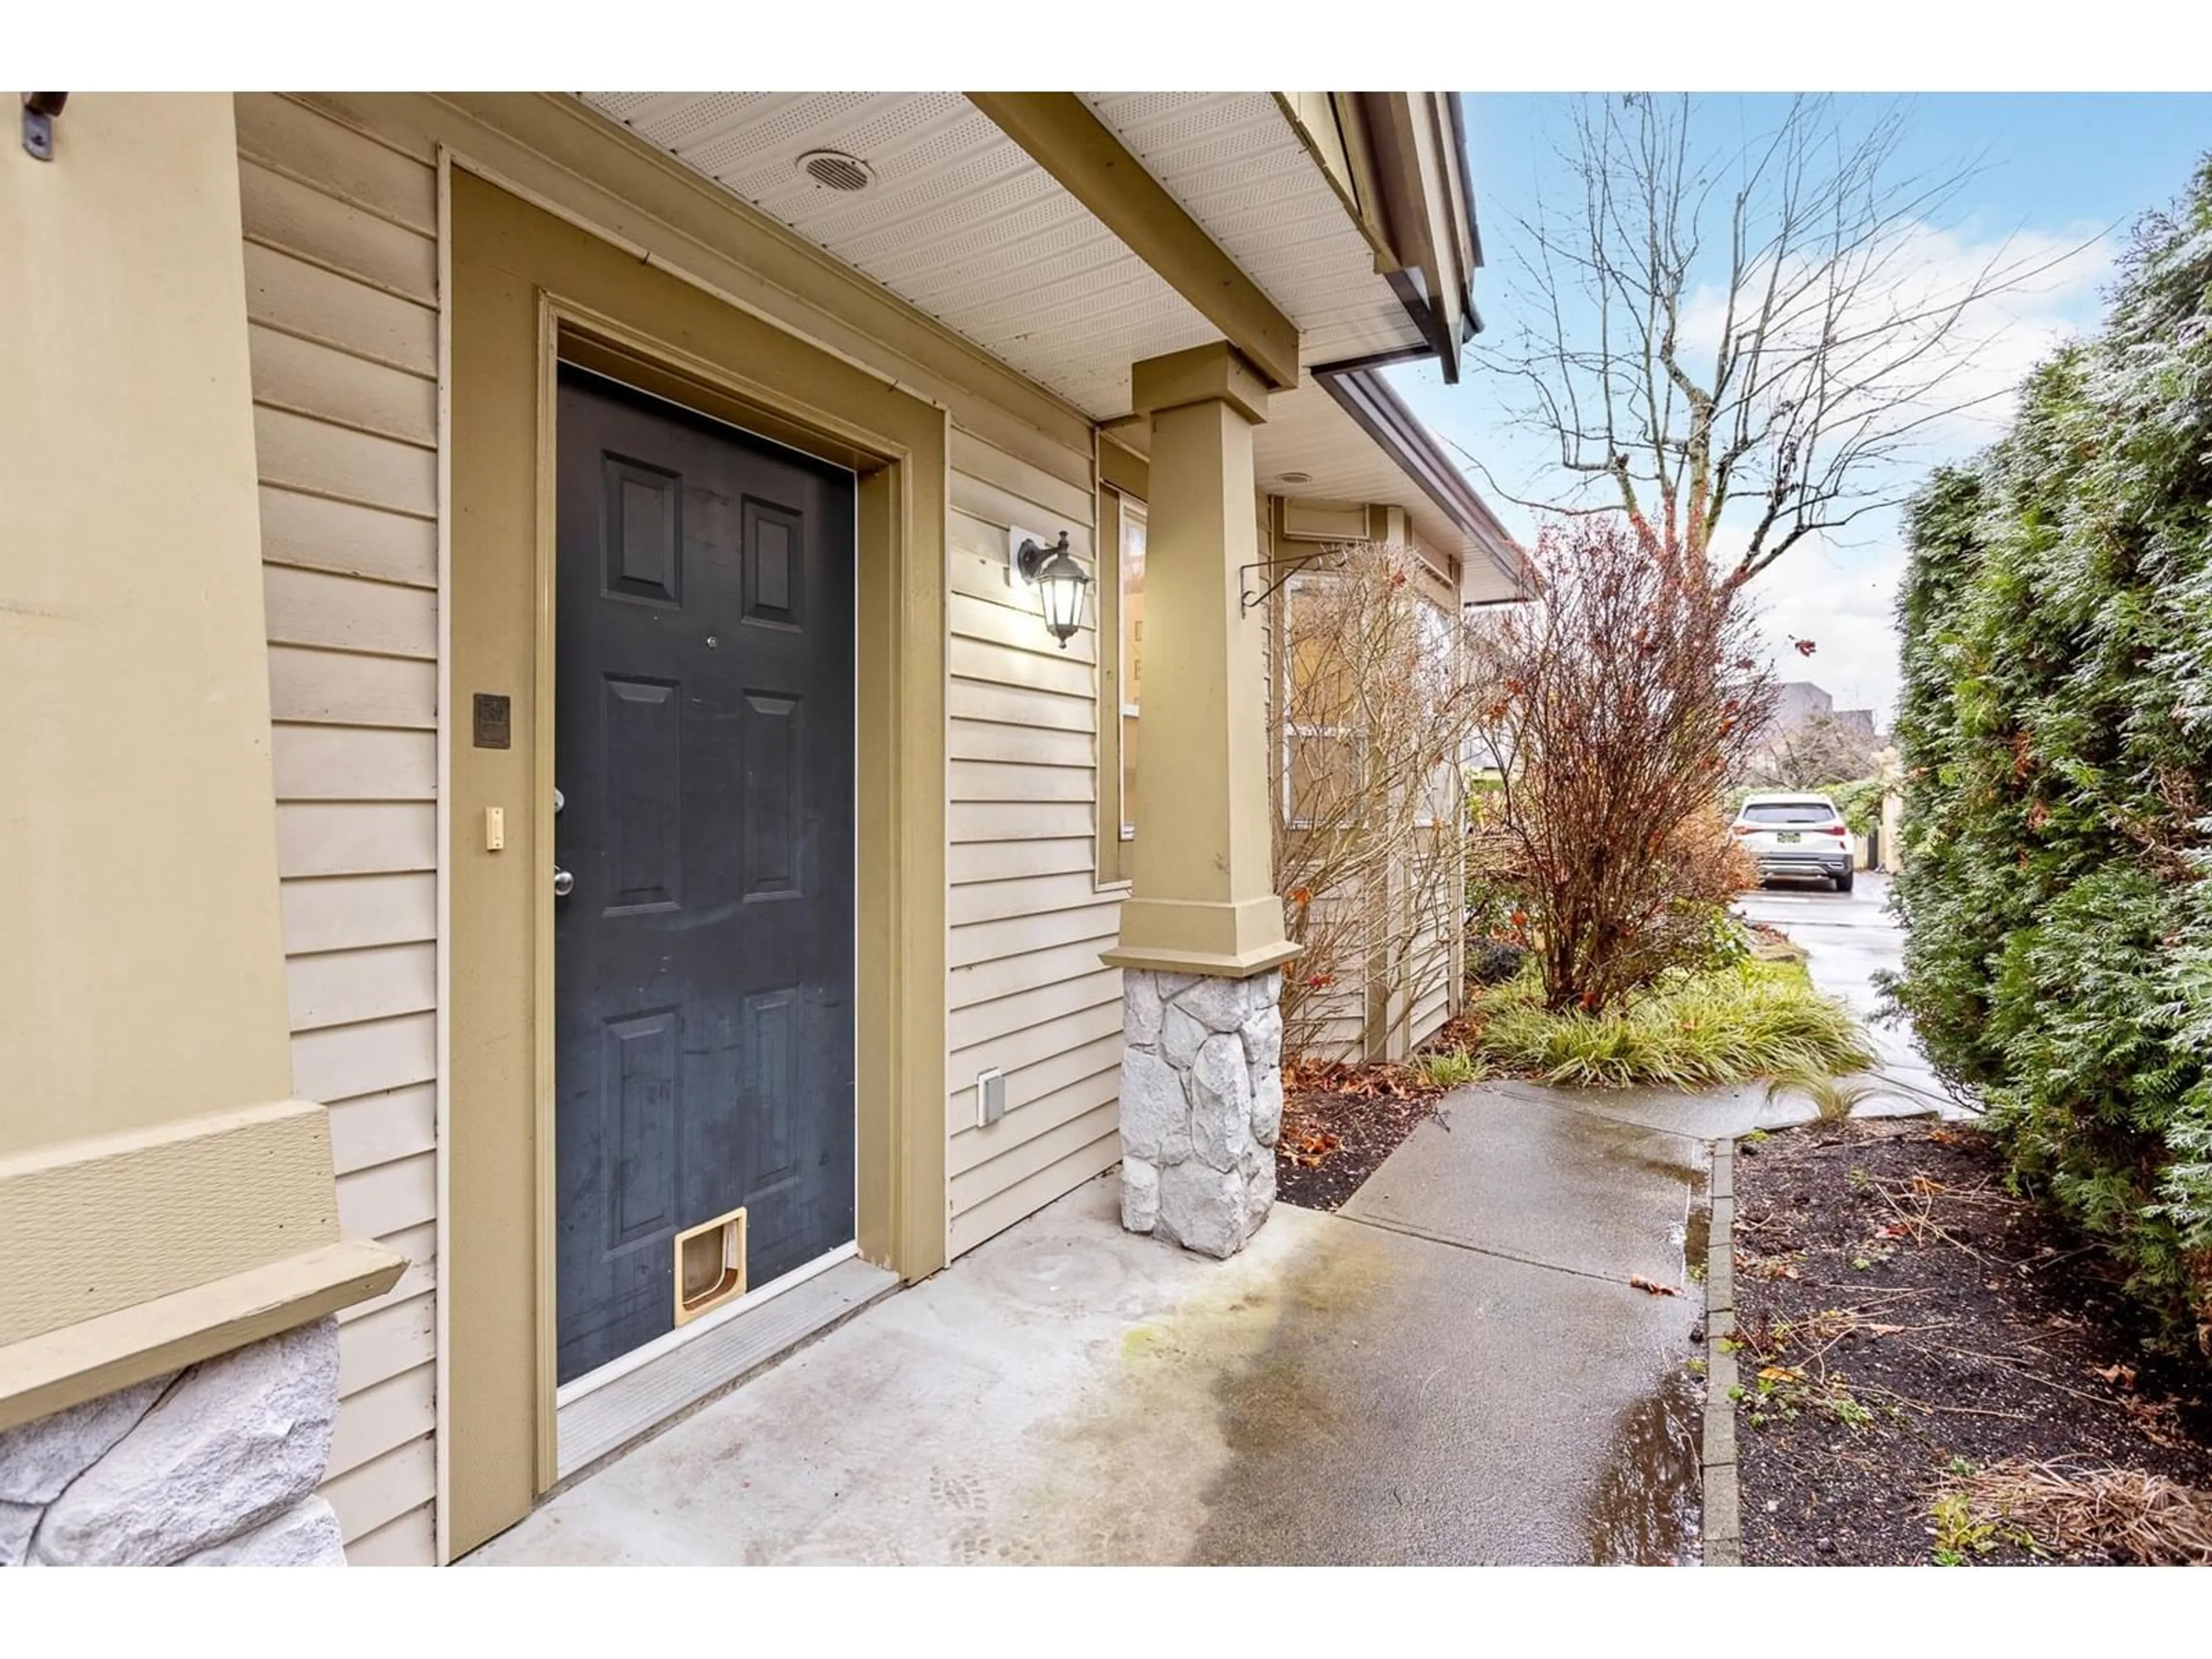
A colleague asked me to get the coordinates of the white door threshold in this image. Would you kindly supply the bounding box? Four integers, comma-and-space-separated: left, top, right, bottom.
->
555, 1252, 900, 1482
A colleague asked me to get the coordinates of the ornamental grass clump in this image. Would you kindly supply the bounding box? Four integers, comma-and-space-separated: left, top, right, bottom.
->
1468, 957, 1874, 1090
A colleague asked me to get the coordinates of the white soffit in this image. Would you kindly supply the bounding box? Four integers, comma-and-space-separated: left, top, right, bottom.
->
1109, 375, 1477, 575
577, 91, 1220, 416
1256, 377, 1467, 561
1077, 93, 1423, 370
1249, 378, 1517, 601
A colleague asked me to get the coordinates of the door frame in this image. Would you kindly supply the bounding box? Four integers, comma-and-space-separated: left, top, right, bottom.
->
446, 168, 949, 1556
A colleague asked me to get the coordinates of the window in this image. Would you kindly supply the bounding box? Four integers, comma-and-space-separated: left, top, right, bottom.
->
1281, 574, 1360, 830
1119, 500, 1146, 841
1740, 799, 1842, 825
1414, 599, 1456, 828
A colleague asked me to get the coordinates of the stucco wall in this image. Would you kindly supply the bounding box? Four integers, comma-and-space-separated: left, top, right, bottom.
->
1, 93, 293, 1156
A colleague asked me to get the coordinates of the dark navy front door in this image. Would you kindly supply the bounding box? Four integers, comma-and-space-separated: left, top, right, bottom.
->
553, 366, 857, 1385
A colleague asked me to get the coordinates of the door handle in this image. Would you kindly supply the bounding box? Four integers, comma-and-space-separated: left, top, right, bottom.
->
552, 865, 575, 897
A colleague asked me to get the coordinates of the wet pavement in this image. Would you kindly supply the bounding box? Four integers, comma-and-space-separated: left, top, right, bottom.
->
470, 1165, 1707, 1567
468, 877, 1939, 1567
1735, 871, 1968, 1116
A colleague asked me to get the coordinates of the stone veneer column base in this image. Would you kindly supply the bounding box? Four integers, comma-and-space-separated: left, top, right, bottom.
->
1118, 967, 1284, 1258
0, 1316, 346, 1567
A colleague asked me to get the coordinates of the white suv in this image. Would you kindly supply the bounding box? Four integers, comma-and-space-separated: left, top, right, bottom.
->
1731, 792, 1855, 892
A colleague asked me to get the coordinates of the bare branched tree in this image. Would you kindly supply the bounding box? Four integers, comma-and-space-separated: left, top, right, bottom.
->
1462, 93, 2089, 592
1741, 708, 1883, 789
1272, 543, 1491, 1060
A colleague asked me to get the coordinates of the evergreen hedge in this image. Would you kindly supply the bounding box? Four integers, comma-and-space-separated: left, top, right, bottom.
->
1888, 160, 2212, 1350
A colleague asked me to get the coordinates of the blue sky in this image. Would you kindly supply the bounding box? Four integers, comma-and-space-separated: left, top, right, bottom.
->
1392, 94, 2212, 725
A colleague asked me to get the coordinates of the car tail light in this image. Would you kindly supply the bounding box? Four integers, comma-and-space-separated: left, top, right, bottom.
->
1821, 824, 1849, 837
1730, 823, 1754, 836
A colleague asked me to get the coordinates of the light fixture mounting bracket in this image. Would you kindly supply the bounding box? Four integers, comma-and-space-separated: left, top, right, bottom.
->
1238, 547, 1347, 615
1014, 531, 1069, 582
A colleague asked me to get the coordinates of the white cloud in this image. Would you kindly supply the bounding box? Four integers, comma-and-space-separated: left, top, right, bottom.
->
1672, 217, 2115, 465
1739, 533, 1911, 726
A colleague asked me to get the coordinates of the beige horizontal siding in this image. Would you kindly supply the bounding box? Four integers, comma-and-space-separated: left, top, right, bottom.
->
323, 1435, 434, 1546
243, 242, 437, 380
295, 1014, 437, 1105
281, 873, 436, 953
275, 802, 435, 878
336, 1291, 437, 1397
328, 1082, 436, 1176
260, 485, 436, 588
336, 1148, 437, 1242
340, 1221, 436, 1326
1410, 991, 1452, 1051
235, 92, 437, 234
950, 1141, 1117, 1259
289, 943, 437, 1032
266, 566, 437, 658
947, 836, 1095, 884
941, 446, 1122, 1251
344, 1502, 437, 1567
949, 671, 1094, 734
238, 94, 441, 1560
950, 934, 1120, 1010
268, 645, 437, 729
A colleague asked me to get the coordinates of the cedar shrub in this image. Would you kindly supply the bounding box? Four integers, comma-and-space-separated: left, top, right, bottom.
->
1885, 159, 2212, 1350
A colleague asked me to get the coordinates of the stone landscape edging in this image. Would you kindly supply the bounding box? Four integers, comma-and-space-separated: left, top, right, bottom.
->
1702, 1135, 1742, 1566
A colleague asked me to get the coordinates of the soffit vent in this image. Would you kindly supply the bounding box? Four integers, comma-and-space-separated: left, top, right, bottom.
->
798, 149, 874, 192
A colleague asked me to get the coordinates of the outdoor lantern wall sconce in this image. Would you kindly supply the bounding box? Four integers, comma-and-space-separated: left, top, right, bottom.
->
1013, 529, 1090, 649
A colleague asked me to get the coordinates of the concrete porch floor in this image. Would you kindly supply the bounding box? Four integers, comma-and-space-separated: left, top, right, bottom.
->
469, 1100, 1718, 1567
467, 880, 1957, 1567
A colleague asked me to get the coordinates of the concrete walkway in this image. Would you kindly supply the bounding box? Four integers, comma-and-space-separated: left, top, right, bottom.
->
470, 882, 1942, 1566
474, 1089, 1733, 1566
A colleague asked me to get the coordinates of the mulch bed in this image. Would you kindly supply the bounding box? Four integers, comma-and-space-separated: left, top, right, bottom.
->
1272, 1059, 1446, 1211
1729, 1116, 2212, 1565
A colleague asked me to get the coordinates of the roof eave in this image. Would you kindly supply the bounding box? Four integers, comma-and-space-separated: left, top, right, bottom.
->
1315, 366, 1531, 601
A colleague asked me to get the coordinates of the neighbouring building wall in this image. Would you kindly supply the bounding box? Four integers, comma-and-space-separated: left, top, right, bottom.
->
3, 93, 296, 1157
2, 92, 397, 1568
232, 93, 1135, 1554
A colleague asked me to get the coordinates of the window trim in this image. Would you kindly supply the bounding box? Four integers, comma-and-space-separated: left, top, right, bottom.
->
1118, 497, 1145, 844
1093, 447, 1147, 889
1279, 570, 1362, 833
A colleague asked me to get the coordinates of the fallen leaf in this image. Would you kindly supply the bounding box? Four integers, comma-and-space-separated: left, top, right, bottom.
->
1928, 1128, 1961, 1145
1627, 1275, 1681, 1297
2094, 1362, 2138, 1391
1758, 1365, 1805, 1383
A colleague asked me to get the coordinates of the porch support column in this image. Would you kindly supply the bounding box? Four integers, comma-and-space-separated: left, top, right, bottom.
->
1102, 343, 1297, 1259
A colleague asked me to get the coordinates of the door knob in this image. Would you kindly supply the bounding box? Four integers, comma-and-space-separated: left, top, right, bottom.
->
553, 786, 565, 815
552, 865, 575, 897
